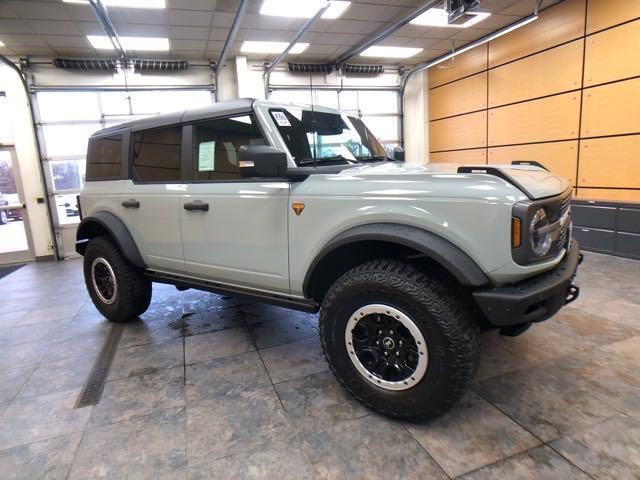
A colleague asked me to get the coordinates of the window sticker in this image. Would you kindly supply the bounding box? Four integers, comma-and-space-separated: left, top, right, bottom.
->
198, 141, 215, 171
272, 111, 291, 127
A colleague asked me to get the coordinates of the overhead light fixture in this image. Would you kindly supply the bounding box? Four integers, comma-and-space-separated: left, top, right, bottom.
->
360, 46, 423, 59
240, 41, 309, 54
410, 8, 490, 28
87, 35, 170, 51
0, 40, 4, 47
259, 0, 351, 19
63, 0, 165, 8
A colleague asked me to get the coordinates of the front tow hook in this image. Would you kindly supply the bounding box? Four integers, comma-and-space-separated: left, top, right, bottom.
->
565, 284, 580, 305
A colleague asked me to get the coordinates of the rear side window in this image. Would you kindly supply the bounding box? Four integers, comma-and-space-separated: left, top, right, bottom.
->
132, 126, 182, 182
86, 134, 122, 180
191, 115, 266, 181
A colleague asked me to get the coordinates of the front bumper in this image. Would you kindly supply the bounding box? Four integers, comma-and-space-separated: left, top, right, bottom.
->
473, 240, 581, 327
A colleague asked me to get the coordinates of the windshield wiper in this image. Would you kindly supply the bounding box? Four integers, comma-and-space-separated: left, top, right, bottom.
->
297, 155, 360, 166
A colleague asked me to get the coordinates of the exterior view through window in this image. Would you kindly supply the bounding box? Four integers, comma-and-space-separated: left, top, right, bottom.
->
269, 108, 388, 166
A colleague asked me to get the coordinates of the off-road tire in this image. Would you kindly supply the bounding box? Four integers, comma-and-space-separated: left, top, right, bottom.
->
83, 236, 151, 322
319, 259, 479, 421
0, 211, 7, 225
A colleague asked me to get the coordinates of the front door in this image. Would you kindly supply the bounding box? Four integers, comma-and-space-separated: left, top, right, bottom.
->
179, 114, 290, 293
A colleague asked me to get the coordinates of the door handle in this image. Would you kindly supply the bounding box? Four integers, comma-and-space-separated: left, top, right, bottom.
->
122, 199, 140, 209
184, 201, 209, 212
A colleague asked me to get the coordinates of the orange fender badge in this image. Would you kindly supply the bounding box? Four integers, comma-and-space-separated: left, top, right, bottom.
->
292, 203, 305, 215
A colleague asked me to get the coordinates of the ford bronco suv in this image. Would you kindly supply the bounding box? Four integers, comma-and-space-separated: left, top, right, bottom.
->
77, 98, 580, 420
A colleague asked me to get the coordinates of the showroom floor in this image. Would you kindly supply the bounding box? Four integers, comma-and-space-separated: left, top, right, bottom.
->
0, 252, 638, 479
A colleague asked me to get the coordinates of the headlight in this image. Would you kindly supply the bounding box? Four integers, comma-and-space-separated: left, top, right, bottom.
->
530, 208, 552, 257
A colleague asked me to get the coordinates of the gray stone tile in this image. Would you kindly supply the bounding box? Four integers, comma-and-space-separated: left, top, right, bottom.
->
187, 386, 288, 463
186, 351, 271, 400
249, 314, 318, 349
260, 337, 328, 384
0, 322, 69, 348
298, 415, 448, 480
458, 445, 591, 480
406, 390, 540, 477
42, 332, 105, 363
188, 431, 312, 480
16, 355, 95, 399
69, 408, 187, 480
108, 337, 184, 380
0, 308, 31, 328
16, 303, 84, 327
180, 306, 247, 335
89, 367, 185, 428
551, 414, 640, 480
0, 340, 53, 369
0, 366, 34, 404
185, 327, 254, 365
275, 370, 369, 430
241, 303, 313, 325
551, 306, 639, 348
475, 365, 616, 442
474, 333, 532, 383
0, 388, 92, 450
0, 432, 82, 480
118, 317, 184, 349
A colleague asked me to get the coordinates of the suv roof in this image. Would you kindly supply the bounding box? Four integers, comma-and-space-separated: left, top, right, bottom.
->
91, 97, 345, 138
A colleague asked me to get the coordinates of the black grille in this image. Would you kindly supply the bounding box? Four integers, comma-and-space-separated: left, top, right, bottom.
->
558, 192, 572, 250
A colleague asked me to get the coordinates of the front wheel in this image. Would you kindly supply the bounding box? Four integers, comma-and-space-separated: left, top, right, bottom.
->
83, 236, 152, 322
319, 259, 479, 421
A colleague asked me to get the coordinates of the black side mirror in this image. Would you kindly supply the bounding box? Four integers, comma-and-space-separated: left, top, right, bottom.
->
238, 145, 288, 178
393, 146, 405, 162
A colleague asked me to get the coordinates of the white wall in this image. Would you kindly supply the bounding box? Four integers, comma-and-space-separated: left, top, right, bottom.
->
402, 70, 428, 165
0, 64, 55, 258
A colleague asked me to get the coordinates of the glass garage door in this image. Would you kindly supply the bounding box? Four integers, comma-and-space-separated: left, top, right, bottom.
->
269, 88, 401, 152
33, 89, 215, 258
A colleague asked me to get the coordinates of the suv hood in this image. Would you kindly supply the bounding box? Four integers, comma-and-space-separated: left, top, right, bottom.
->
343, 162, 570, 200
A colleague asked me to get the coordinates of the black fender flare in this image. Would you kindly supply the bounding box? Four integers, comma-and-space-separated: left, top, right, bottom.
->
303, 223, 490, 297
75, 211, 146, 269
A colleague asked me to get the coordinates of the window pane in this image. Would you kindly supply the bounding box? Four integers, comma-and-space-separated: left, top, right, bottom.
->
100, 92, 131, 115
192, 115, 266, 181
86, 134, 122, 180
133, 126, 182, 182
357, 91, 399, 114
42, 124, 101, 157
37, 92, 101, 122
54, 193, 80, 225
338, 91, 359, 112
313, 91, 338, 109
361, 115, 399, 142
130, 90, 212, 115
0, 96, 13, 144
270, 90, 312, 106
50, 160, 81, 191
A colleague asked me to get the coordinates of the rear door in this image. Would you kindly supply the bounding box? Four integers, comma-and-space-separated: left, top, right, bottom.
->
179, 113, 290, 293
118, 124, 185, 273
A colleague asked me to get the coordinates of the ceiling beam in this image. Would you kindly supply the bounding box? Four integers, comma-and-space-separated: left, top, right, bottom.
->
88, 0, 125, 58
215, 0, 249, 101
332, 0, 441, 66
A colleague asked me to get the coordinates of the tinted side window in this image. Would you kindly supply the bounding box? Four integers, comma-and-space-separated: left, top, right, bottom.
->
191, 115, 266, 181
86, 134, 122, 180
132, 126, 182, 182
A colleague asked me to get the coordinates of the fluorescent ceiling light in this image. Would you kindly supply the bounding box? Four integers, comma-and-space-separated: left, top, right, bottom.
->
410, 8, 490, 28
0, 40, 4, 47
360, 46, 423, 58
87, 35, 169, 51
63, 0, 165, 7
240, 41, 309, 54
260, 0, 351, 19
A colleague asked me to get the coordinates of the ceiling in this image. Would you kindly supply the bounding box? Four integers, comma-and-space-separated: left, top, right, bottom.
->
0, 0, 560, 66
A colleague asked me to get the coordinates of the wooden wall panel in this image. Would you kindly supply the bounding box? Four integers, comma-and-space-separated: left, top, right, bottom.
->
430, 111, 487, 152
581, 77, 640, 137
587, 0, 640, 34
584, 19, 640, 87
487, 141, 578, 185
430, 148, 486, 164
579, 136, 640, 188
429, 46, 487, 88
577, 188, 640, 202
488, 92, 580, 146
489, 40, 583, 107
488, 0, 585, 68
429, 72, 487, 120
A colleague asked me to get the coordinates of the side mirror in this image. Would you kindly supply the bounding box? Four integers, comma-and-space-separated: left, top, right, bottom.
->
393, 146, 405, 162
238, 145, 288, 178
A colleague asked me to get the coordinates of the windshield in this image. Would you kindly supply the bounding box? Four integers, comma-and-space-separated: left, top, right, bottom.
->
269, 107, 388, 166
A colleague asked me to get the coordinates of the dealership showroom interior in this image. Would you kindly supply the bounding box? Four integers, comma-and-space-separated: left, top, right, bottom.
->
1, 0, 640, 478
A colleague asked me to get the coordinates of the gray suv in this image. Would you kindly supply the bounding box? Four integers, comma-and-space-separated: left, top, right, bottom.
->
77, 98, 581, 420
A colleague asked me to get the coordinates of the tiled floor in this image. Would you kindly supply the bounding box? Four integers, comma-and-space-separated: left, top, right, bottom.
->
0, 251, 638, 479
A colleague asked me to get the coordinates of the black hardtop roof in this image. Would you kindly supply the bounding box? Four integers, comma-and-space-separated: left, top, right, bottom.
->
92, 97, 256, 137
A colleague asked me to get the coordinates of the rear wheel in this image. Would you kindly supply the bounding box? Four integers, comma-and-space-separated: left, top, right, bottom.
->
83, 236, 151, 322
0, 211, 7, 225
319, 259, 479, 421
